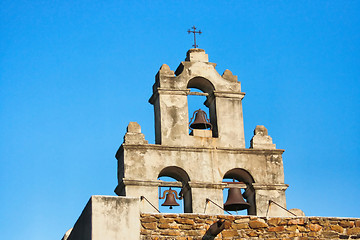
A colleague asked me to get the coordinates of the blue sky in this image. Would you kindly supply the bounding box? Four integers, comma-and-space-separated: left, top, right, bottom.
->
1, 1, 359, 239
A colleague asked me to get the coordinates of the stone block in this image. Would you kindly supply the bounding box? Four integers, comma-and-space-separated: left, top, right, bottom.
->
268, 226, 285, 232
142, 216, 157, 222
127, 122, 141, 133
158, 223, 174, 229
142, 222, 157, 230
250, 125, 276, 149
192, 224, 204, 230
267, 217, 281, 226
347, 227, 360, 235
323, 231, 340, 238
178, 225, 192, 230
68, 196, 140, 240
289, 208, 305, 217
309, 231, 319, 237
159, 218, 174, 224
180, 214, 199, 219
159, 230, 181, 236
249, 220, 268, 228
285, 225, 297, 232
185, 48, 209, 62
246, 230, 259, 237
288, 218, 305, 225
234, 218, 250, 224
184, 230, 201, 236
222, 69, 238, 82
124, 122, 148, 144
163, 214, 178, 218
296, 225, 306, 232
331, 225, 344, 233
175, 218, 195, 225
309, 224, 322, 232
233, 223, 249, 230
158, 64, 174, 76
340, 220, 354, 228
221, 229, 239, 237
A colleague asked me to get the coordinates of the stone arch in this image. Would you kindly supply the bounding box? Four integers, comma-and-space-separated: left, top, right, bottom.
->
158, 166, 192, 213
187, 77, 215, 94
223, 168, 256, 215
187, 77, 218, 137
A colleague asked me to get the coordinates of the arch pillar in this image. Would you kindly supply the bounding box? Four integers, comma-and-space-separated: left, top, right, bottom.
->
252, 183, 289, 217
190, 182, 224, 215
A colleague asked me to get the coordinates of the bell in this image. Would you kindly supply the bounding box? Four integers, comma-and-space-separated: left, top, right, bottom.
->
189, 109, 212, 129
160, 188, 180, 209
224, 188, 251, 211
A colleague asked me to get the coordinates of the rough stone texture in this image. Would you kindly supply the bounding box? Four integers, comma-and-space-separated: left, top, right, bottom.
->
66, 196, 140, 240
124, 122, 148, 144
149, 48, 245, 148
115, 49, 289, 216
250, 125, 276, 149
221, 69, 238, 82
140, 214, 360, 240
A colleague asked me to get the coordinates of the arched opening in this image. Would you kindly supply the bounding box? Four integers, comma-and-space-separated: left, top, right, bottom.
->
187, 77, 214, 94
158, 166, 192, 213
187, 77, 218, 137
223, 168, 256, 215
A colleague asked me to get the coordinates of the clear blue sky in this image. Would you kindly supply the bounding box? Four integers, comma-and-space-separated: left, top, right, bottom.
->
1, 1, 359, 239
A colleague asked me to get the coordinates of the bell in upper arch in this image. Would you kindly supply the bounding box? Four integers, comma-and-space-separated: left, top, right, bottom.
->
159, 188, 181, 209
189, 109, 212, 130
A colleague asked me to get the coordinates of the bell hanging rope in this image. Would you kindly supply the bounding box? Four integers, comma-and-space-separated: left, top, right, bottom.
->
189, 109, 212, 130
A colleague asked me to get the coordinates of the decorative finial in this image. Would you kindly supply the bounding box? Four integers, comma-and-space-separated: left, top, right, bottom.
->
187, 25, 202, 48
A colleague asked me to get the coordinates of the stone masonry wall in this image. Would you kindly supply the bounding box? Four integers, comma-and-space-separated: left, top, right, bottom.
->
140, 213, 360, 240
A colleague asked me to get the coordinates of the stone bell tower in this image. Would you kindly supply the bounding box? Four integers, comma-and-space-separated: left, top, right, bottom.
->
115, 48, 288, 216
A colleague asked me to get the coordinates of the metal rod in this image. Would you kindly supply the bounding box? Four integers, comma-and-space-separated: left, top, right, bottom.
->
268, 200, 297, 216
206, 198, 232, 215
266, 201, 271, 217
140, 196, 161, 213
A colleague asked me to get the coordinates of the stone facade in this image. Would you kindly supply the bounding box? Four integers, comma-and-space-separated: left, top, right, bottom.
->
65, 196, 140, 240
115, 48, 289, 216
140, 213, 360, 239
63, 49, 308, 240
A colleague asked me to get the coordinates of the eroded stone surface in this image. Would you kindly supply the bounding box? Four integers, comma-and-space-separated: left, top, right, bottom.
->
250, 125, 276, 149
140, 214, 360, 239
116, 49, 289, 216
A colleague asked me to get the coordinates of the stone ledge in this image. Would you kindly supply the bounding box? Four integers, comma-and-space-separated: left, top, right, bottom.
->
120, 143, 285, 154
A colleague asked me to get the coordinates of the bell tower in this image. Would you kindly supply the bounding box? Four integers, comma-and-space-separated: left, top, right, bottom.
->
115, 48, 289, 216
149, 48, 245, 148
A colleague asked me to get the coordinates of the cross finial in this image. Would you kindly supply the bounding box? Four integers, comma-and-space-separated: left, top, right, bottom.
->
187, 25, 202, 48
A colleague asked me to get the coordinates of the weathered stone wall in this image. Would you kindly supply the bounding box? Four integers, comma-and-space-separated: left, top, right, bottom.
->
140, 213, 360, 239
66, 196, 140, 240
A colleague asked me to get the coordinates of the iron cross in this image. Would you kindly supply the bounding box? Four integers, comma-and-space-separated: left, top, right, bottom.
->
187, 26, 202, 48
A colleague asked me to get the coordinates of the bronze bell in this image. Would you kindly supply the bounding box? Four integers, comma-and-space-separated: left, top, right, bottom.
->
224, 187, 251, 211
160, 188, 181, 209
189, 109, 212, 130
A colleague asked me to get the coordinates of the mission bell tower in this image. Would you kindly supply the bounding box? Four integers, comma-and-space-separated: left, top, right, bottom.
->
115, 48, 288, 216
